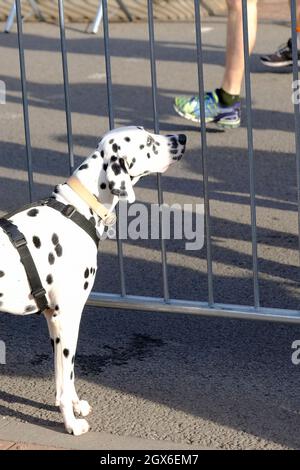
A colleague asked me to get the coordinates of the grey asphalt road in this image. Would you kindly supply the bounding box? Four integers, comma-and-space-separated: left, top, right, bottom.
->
1, 18, 300, 450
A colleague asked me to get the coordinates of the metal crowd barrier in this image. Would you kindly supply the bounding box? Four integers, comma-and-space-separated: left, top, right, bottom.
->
13, 0, 300, 323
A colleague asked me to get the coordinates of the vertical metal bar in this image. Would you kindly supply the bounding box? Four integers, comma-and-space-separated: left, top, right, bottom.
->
15, 0, 34, 202
58, 0, 74, 174
147, 0, 170, 302
102, 0, 114, 129
290, 0, 300, 261
194, 0, 214, 305
241, 0, 260, 308
102, 0, 126, 297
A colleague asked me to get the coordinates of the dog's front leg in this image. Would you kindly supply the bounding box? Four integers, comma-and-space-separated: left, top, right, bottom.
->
45, 307, 90, 435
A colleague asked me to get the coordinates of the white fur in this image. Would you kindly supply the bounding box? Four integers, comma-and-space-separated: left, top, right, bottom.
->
0, 126, 186, 435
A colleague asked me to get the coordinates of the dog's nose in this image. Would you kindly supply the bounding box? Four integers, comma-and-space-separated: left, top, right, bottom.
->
178, 134, 187, 145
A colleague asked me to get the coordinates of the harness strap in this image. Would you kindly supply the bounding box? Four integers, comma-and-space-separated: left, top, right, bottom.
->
45, 198, 99, 247
0, 218, 48, 312
4, 198, 99, 248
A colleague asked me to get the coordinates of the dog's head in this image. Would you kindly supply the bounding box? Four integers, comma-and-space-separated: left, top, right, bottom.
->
97, 126, 187, 203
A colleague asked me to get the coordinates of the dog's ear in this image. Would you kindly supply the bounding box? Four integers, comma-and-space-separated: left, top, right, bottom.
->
105, 156, 135, 203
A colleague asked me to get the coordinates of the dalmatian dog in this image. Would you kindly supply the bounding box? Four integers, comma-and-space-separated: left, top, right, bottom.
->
0, 126, 186, 435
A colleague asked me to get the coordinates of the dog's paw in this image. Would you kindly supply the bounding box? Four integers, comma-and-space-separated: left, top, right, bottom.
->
73, 400, 92, 417
67, 418, 90, 436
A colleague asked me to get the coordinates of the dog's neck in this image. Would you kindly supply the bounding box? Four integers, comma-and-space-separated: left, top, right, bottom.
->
52, 154, 116, 236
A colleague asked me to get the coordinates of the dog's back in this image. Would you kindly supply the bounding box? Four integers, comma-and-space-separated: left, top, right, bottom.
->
0, 221, 32, 315
0, 205, 97, 315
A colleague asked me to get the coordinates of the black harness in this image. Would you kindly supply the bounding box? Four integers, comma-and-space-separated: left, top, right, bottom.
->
0, 198, 99, 312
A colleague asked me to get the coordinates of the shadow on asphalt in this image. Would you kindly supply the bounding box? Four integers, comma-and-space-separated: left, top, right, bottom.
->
0, 30, 261, 65
1, 309, 300, 448
0, 139, 298, 309
1, 73, 297, 133
0, 138, 300, 447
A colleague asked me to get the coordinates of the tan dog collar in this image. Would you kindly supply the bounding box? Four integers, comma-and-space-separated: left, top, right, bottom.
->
66, 176, 116, 227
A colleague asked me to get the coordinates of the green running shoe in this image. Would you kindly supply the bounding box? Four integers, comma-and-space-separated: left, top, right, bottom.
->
174, 91, 241, 129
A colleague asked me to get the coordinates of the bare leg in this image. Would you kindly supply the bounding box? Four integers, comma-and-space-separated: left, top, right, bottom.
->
173, 0, 257, 124
221, 0, 258, 95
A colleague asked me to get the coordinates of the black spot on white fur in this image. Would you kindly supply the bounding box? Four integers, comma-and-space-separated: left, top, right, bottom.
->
79, 164, 88, 171
33, 236, 41, 248
84, 268, 89, 279
25, 305, 36, 312
55, 244, 63, 257
100, 183, 106, 190
52, 233, 59, 245
112, 143, 118, 153
46, 274, 53, 285
119, 158, 127, 173
0, 271, 5, 278
111, 163, 121, 176
63, 348, 69, 358
129, 158, 136, 169
84, 281, 88, 290
27, 208, 39, 217
48, 253, 55, 265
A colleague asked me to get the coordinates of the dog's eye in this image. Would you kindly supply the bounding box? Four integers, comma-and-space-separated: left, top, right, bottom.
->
147, 136, 153, 146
